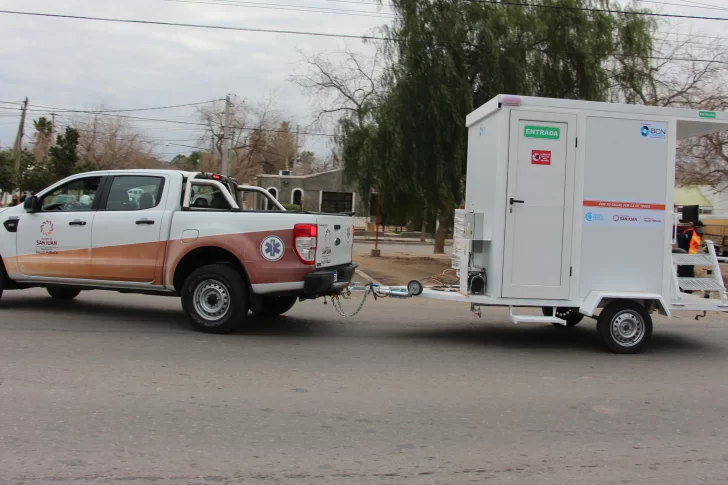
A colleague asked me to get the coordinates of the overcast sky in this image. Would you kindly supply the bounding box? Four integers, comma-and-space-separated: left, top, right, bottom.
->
0, 0, 725, 161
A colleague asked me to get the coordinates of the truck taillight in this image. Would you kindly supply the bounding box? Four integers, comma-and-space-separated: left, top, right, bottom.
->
293, 224, 317, 264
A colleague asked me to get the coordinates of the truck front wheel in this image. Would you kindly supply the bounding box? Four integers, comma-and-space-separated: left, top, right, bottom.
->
181, 264, 249, 334
597, 301, 653, 354
252, 296, 297, 318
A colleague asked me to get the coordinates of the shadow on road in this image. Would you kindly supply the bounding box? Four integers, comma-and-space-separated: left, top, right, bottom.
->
388, 323, 724, 356
1, 294, 723, 355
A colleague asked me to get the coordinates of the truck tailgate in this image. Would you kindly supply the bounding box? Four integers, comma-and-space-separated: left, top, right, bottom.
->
316, 215, 354, 268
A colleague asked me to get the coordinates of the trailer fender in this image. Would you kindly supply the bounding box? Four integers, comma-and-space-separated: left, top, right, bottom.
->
580, 291, 670, 318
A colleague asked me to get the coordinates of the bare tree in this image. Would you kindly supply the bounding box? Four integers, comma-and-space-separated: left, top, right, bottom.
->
612, 34, 728, 191
32, 117, 54, 163
291, 44, 384, 131
197, 95, 300, 184
73, 114, 160, 170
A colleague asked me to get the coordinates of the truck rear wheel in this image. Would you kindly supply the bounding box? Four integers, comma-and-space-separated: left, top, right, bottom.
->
252, 296, 297, 318
181, 264, 248, 334
597, 301, 652, 354
47, 287, 81, 300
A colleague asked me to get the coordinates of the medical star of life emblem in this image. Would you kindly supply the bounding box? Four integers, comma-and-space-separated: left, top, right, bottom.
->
261, 235, 284, 261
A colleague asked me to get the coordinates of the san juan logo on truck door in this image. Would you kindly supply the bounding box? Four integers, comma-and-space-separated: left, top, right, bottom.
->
261, 235, 284, 261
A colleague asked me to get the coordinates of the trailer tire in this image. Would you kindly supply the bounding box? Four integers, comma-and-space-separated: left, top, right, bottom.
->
47, 287, 81, 300
542, 307, 583, 327
597, 301, 652, 354
252, 295, 297, 318
181, 264, 248, 334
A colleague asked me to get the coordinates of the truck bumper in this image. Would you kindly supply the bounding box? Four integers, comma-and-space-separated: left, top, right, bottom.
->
303, 263, 358, 295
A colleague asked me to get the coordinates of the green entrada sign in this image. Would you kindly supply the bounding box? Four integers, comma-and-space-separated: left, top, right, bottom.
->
699, 111, 717, 119
524, 125, 560, 140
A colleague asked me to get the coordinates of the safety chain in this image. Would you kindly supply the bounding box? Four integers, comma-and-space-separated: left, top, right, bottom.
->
330, 286, 370, 318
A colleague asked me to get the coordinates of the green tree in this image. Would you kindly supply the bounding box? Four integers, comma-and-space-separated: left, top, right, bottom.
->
49, 127, 79, 181
32, 117, 54, 162
0, 150, 16, 194
170, 151, 204, 171
337, 0, 655, 252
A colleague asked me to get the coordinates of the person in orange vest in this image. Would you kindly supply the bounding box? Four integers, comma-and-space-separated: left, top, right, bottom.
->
677, 221, 704, 292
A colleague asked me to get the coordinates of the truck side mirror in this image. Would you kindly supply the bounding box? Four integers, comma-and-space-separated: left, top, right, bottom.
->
24, 195, 39, 213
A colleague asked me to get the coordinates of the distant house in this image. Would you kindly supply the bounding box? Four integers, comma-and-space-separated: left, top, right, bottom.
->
674, 185, 722, 215
254, 169, 366, 214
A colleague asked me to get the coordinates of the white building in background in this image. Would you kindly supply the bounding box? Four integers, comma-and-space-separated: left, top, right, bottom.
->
674, 185, 728, 216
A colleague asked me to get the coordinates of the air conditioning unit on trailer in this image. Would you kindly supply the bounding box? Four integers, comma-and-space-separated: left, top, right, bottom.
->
279, 170, 292, 176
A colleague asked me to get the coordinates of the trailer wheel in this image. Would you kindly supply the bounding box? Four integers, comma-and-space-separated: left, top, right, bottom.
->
597, 301, 653, 354
251, 295, 297, 318
181, 264, 248, 334
542, 307, 583, 327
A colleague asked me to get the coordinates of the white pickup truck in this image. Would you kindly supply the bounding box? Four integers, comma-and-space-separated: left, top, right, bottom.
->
0, 170, 356, 333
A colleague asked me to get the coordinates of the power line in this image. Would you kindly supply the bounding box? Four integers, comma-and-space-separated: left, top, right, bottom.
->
0, 106, 336, 137
0, 9, 726, 65
462, 0, 728, 20
2, 99, 222, 113
164, 0, 392, 18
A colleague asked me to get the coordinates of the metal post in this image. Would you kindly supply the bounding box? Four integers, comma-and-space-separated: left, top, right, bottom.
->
12, 97, 28, 194
371, 194, 381, 257
221, 94, 231, 176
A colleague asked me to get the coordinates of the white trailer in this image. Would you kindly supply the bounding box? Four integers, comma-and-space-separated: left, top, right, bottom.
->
350, 94, 728, 353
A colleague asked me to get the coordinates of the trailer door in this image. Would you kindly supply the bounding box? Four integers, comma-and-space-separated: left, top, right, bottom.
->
502, 111, 577, 299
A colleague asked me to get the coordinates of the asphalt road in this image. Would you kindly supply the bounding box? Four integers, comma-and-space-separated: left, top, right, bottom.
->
1, 289, 728, 485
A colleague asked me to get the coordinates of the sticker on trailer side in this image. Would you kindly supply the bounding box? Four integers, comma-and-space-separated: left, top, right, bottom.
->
531, 150, 551, 165
582, 200, 666, 227
640, 121, 667, 140
524, 125, 560, 140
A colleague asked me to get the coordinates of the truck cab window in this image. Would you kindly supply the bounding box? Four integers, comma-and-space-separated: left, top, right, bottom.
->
41, 176, 102, 212
190, 184, 232, 210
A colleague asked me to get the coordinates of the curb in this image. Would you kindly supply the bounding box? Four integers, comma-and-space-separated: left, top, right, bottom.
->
354, 268, 379, 285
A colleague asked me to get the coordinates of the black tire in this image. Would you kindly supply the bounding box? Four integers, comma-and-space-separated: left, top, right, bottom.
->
181, 264, 249, 334
597, 300, 653, 354
542, 307, 584, 327
251, 295, 297, 318
47, 287, 81, 300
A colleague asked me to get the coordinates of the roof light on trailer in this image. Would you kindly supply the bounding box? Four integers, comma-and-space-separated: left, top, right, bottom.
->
212, 174, 222, 180
501, 95, 522, 106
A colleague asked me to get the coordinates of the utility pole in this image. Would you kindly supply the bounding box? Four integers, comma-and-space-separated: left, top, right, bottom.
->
12, 97, 28, 194
50, 113, 56, 147
221, 94, 231, 176
293, 124, 300, 172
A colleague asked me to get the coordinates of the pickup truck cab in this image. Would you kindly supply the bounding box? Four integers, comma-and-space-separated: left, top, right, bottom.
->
0, 170, 356, 333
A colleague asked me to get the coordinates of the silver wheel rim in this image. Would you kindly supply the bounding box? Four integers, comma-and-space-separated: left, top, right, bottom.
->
408, 281, 421, 294
193, 279, 230, 322
610, 310, 645, 347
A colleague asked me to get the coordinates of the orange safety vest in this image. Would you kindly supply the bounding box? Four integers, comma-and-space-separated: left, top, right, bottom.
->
689, 231, 702, 254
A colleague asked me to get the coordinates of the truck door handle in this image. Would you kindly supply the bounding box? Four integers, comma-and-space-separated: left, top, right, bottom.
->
510, 198, 525, 205
136, 219, 155, 225
69, 220, 87, 226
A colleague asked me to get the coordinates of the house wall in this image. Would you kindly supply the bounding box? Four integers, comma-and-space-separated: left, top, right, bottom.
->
254, 170, 366, 214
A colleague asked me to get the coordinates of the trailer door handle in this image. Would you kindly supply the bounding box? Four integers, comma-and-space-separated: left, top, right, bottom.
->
136, 219, 155, 225
69, 220, 87, 226
509, 198, 525, 205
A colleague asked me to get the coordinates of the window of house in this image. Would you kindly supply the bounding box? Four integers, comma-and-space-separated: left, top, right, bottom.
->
321, 192, 353, 213
292, 189, 303, 206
